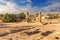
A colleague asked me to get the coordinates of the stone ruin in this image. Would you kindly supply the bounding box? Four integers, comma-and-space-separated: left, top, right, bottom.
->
26, 12, 29, 22
25, 12, 42, 23
35, 12, 42, 22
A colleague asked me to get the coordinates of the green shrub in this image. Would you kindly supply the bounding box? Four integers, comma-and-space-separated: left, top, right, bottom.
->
17, 12, 25, 20
3, 13, 15, 22
46, 14, 58, 19
2, 12, 26, 22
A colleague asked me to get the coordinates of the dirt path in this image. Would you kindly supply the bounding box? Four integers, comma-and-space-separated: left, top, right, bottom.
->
0, 23, 60, 40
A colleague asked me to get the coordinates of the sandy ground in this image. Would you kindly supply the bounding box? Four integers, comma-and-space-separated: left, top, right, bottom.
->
0, 22, 60, 40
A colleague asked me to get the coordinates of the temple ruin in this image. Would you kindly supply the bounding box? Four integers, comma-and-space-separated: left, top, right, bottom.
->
26, 12, 42, 23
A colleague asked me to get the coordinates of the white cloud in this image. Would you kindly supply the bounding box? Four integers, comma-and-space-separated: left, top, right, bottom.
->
0, 0, 20, 14
19, 3, 40, 14
0, 0, 30, 14
0, 0, 60, 14
41, 2, 60, 12
0, 0, 33, 14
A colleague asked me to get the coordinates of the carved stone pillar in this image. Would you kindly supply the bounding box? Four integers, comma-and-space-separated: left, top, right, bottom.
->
26, 12, 29, 22
38, 12, 42, 22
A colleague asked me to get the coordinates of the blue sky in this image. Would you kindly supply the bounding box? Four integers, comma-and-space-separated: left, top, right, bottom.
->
0, 0, 60, 14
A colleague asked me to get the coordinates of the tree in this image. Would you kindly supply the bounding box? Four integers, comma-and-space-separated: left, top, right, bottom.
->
46, 14, 58, 19
35, 13, 39, 17
2, 12, 26, 22
17, 12, 26, 20
3, 13, 16, 22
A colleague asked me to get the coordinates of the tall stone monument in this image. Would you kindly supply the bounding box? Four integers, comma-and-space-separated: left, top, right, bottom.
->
38, 12, 42, 22
26, 12, 29, 22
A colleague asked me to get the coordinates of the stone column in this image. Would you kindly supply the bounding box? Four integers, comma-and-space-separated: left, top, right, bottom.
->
26, 12, 29, 22
38, 12, 42, 22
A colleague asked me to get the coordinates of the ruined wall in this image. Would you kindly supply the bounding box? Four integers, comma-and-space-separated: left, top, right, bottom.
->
25, 12, 60, 23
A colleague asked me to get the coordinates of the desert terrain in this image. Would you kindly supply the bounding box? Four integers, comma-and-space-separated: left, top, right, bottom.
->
0, 22, 60, 40
0, 0, 59, 40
